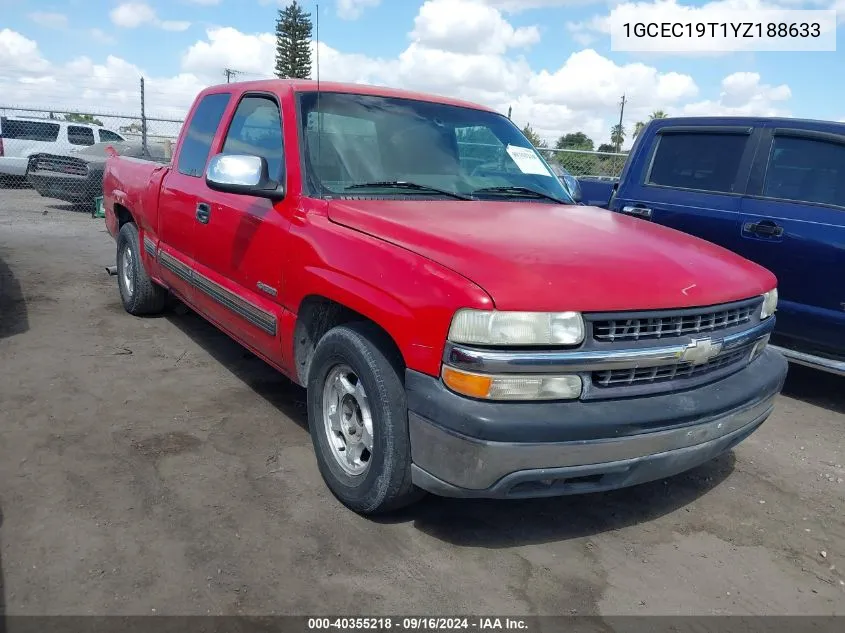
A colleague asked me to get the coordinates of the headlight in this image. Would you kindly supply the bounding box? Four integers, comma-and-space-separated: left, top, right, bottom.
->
448, 310, 585, 346
761, 288, 778, 319
441, 366, 582, 401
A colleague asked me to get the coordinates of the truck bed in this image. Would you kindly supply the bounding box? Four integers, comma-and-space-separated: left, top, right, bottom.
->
102, 155, 170, 240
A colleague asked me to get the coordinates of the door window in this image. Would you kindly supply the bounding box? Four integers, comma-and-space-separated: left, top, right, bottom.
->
68, 125, 96, 146
762, 135, 845, 208
647, 132, 749, 194
222, 95, 284, 180
177, 92, 231, 177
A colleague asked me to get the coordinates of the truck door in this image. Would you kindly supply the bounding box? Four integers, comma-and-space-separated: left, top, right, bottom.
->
189, 93, 293, 368
739, 126, 845, 354
156, 92, 231, 304
613, 125, 759, 252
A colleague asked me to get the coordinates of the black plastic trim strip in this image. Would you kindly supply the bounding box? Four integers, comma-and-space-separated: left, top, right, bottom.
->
157, 251, 276, 336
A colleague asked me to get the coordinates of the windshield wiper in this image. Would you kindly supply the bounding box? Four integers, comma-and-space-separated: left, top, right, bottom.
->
470, 186, 567, 204
344, 181, 472, 200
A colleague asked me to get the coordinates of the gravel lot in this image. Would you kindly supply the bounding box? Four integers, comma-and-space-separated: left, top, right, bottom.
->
1, 188, 844, 617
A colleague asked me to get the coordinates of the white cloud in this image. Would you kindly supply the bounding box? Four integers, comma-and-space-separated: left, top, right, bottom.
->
89, 28, 117, 44
0, 29, 50, 75
0, 29, 200, 120
28, 12, 69, 29
110, 2, 191, 31
182, 27, 276, 76
681, 72, 791, 116
411, 0, 540, 55
337, 0, 381, 19
480, 0, 599, 10
110, 2, 157, 28
540, 50, 693, 102
0, 0, 796, 147
161, 20, 192, 32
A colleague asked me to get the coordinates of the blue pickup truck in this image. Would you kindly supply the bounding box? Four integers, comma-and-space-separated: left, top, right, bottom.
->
585, 116, 845, 375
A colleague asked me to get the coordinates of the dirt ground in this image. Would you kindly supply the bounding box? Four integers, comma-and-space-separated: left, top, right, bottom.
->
0, 188, 843, 617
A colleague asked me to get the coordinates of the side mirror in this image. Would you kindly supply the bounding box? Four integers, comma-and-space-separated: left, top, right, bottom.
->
205, 154, 285, 201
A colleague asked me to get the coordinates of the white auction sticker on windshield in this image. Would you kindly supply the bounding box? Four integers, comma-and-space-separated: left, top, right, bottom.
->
506, 145, 552, 176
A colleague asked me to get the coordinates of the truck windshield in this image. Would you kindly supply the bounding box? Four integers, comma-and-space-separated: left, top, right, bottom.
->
297, 91, 572, 203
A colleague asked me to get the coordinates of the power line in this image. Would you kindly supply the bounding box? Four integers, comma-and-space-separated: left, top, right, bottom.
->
224, 68, 244, 83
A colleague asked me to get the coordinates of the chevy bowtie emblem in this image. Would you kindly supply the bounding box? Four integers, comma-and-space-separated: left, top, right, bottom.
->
680, 337, 723, 365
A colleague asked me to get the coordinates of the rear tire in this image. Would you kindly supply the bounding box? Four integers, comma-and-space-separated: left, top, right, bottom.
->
307, 322, 424, 514
117, 223, 166, 316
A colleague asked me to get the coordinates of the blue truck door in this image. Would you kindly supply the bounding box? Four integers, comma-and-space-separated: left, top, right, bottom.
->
612, 124, 759, 252
739, 125, 845, 354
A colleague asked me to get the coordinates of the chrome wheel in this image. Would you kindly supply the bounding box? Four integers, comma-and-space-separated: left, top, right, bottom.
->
120, 245, 134, 297
322, 364, 373, 476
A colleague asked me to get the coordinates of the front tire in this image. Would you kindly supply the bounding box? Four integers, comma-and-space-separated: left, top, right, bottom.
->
307, 323, 423, 514
116, 223, 166, 316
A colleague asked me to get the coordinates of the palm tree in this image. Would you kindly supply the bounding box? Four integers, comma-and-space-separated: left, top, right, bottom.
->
610, 124, 626, 152
633, 110, 669, 139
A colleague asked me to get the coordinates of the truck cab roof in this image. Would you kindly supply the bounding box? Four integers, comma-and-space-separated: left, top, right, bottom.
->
197, 78, 499, 114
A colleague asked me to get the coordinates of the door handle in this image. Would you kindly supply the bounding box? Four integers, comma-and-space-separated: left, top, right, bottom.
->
196, 202, 211, 224
743, 220, 783, 238
621, 205, 653, 220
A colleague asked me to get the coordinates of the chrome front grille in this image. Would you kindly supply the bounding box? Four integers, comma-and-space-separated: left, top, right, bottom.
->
30, 155, 88, 177
592, 300, 757, 342
592, 344, 752, 388
442, 297, 771, 401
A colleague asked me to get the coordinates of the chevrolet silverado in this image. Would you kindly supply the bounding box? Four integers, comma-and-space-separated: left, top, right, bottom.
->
103, 80, 788, 514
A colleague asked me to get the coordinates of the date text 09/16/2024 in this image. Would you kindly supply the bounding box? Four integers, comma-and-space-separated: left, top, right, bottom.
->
307, 618, 528, 631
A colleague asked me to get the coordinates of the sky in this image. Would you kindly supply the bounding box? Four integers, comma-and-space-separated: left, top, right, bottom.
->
1, 0, 843, 148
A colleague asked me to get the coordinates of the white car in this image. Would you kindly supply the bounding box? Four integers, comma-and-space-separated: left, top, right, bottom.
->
0, 116, 125, 180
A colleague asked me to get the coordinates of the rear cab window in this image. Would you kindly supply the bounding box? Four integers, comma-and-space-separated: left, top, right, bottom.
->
646, 131, 750, 194
762, 134, 845, 209
0, 118, 61, 142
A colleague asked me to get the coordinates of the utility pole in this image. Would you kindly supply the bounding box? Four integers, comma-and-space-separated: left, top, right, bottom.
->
224, 68, 243, 83
616, 94, 627, 153
507, 106, 512, 120
140, 76, 148, 156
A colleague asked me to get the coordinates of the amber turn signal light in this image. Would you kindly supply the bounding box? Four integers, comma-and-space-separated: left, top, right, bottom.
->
441, 366, 494, 399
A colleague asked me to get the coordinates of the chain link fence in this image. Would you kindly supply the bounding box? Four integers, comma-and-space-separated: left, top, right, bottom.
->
0, 104, 183, 210
539, 148, 626, 181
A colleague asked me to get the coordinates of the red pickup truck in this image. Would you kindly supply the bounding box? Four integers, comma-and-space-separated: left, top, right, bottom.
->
103, 79, 788, 514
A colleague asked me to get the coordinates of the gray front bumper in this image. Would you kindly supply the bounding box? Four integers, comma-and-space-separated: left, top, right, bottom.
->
406, 348, 787, 499
410, 395, 772, 498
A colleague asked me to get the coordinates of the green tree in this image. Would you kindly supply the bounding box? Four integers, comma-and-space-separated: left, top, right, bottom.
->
633, 110, 669, 139
521, 123, 547, 148
555, 132, 594, 151
597, 143, 616, 154
65, 113, 103, 126
275, 0, 313, 79
550, 132, 595, 176
610, 123, 626, 152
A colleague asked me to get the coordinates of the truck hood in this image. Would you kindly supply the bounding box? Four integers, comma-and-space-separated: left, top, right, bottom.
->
326, 199, 776, 312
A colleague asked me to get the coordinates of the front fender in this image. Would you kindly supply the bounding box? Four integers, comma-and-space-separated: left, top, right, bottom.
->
284, 213, 493, 376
